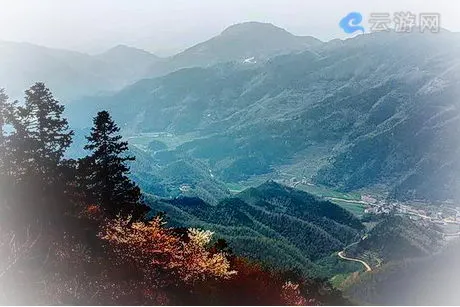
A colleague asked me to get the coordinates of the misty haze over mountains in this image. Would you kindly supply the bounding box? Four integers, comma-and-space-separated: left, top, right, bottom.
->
0, 22, 322, 100
2, 16, 460, 305
2, 21, 460, 203
3, 21, 460, 201
0, 41, 161, 100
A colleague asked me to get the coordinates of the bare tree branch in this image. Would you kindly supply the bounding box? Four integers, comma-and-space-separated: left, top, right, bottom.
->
0, 226, 41, 280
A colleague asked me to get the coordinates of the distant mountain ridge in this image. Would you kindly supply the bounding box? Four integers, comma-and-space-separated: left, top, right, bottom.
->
0, 22, 321, 101
144, 22, 323, 77
0, 41, 160, 100
95, 44, 160, 74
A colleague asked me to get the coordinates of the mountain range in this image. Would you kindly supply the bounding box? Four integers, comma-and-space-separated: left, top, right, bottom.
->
0, 41, 160, 100
67, 27, 460, 203
1, 22, 321, 101
144, 22, 322, 77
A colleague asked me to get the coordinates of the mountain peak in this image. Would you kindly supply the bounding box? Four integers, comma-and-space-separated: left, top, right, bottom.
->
221, 22, 293, 37
146, 21, 322, 77
101, 44, 159, 58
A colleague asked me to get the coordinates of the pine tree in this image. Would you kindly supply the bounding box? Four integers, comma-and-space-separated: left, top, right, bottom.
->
0, 89, 17, 178
0, 89, 9, 172
82, 110, 145, 217
9, 83, 73, 184
0, 89, 10, 181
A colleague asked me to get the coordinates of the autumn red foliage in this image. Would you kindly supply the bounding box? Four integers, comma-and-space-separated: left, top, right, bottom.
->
99, 216, 236, 283
0, 195, 341, 305
96, 214, 315, 305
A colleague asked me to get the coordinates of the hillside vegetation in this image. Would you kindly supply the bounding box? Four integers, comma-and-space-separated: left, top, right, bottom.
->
148, 181, 365, 278
347, 216, 442, 267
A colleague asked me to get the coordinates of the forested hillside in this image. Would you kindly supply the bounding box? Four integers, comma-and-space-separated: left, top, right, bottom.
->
147, 181, 364, 278
346, 216, 442, 267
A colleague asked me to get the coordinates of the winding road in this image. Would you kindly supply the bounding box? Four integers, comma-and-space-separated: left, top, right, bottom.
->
338, 250, 372, 272
337, 226, 460, 272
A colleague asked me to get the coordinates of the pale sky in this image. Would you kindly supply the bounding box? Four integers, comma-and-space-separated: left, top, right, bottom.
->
0, 0, 459, 56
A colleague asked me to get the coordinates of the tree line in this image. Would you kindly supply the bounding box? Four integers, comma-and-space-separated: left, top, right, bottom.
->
0, 82, 148, 225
